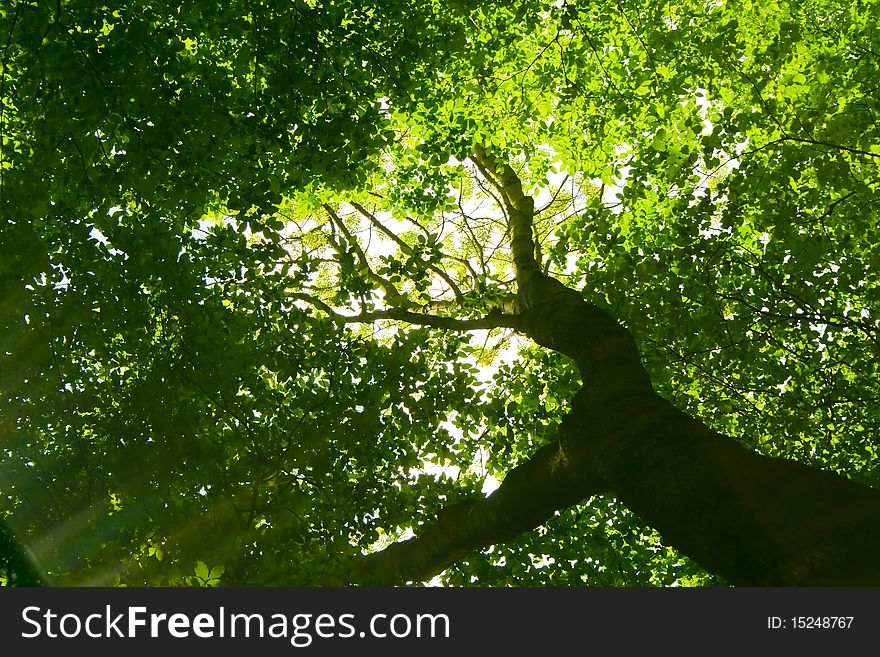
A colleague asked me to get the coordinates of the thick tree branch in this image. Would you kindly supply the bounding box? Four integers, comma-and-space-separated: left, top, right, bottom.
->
353, 440, 596, 585
471, 145, 540, 292
291, 293, 520, 331
343, 308, 519, 330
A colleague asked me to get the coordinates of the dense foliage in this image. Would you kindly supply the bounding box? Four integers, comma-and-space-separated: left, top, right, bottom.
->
1, 0, 877, 585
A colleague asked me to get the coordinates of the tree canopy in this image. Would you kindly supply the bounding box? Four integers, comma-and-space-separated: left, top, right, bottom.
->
1, 0, 879, 586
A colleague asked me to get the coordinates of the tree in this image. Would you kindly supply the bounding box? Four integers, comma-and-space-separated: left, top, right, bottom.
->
1, 0, 879, 586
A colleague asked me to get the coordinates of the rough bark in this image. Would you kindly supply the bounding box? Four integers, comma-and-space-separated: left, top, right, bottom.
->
352, 149, 880, 586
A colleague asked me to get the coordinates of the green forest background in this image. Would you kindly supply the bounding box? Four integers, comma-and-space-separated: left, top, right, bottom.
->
1, 0, 879, 586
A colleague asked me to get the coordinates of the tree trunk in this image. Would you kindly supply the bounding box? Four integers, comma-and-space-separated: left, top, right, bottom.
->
353, 153, 880, 586
518, 280, 880, 586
